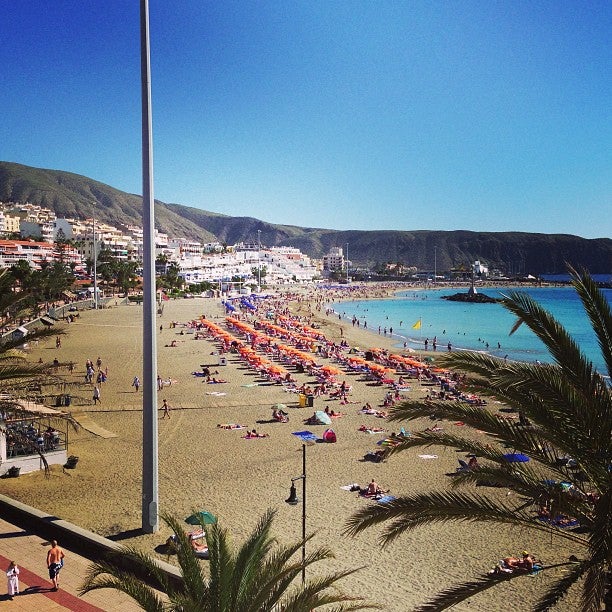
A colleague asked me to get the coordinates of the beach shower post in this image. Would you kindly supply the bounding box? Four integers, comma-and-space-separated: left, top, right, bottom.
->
285, 443, 306, 584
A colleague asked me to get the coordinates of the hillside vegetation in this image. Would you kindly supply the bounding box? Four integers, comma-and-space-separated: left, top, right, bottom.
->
1, 161, 611, 274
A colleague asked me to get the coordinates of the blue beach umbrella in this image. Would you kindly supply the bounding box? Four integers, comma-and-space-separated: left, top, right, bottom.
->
503, 452, 530, 463
185, 510, 217, 526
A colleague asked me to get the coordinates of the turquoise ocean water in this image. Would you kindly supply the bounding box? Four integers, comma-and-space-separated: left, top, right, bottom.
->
334, 286, 612, 376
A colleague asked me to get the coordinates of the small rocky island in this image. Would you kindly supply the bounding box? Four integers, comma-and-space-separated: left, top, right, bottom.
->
442, 281, 500, 303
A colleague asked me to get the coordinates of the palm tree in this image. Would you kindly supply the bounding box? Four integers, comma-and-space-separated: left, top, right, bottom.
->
80, 509, 376, 611
345, 268, 611, 611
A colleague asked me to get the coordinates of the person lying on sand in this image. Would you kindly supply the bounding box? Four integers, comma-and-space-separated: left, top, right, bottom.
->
360, 405, 387, 418
206, 377, 228, 384
243, 429, 269, 439
217, 423, 247, 430
189, 533, 209, 558
364, 449, 386, 463
358, 424, 385, 433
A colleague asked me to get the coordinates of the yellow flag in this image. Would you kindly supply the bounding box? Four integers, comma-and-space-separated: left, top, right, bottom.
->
412, 319, 422, 330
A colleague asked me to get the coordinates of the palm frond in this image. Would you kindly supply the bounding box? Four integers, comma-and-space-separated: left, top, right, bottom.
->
279, 566, 377, 611
581, 561, 608, 612
344, 491, 590, 548
568, 265, 612, 380
230, 508, 278, 607
161, 513, 206, 600
501, 288, 591, 376
79, 557, 165, 610
250, 539, 322, 611
412, 571, 524, 611
533, 559, 588, 612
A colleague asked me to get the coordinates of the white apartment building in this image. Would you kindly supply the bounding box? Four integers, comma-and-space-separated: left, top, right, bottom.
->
472, 260, 489, 277
322, 246, 345, 271
0, 240, 82, 270
0, 202, 319, 285
178, 247, 318, 286
0, 211, 20, 236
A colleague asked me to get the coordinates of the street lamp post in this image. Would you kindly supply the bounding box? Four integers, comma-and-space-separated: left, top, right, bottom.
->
285, 443, 306, 584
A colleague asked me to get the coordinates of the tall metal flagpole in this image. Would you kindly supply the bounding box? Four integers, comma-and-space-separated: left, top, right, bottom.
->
140, 0, 159, 533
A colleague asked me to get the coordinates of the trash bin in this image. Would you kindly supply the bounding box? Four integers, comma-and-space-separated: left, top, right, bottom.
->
218, 356, 227, 366
64, 394, 71, 407
299, 394, 307, 408
307, 394, 314, 408
55, 395, 63, 407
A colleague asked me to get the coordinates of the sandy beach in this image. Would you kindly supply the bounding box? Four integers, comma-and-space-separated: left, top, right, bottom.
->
0, 288, 578, 611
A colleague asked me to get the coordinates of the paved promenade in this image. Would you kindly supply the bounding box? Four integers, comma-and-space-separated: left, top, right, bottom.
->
0, 517, 142, 611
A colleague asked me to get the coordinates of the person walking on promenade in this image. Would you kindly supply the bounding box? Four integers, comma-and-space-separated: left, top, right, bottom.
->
132, 376, 140, 392
46, 540, 65, 591
162, 398, 171, 419
6, 560, 19, 598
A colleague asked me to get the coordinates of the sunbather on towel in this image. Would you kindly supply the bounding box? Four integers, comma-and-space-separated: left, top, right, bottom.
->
217, 423, 247, 430
243, 429, 269, 439
493, 552, 539, 574
190, 534, 209, 558
358, 424, 385, 433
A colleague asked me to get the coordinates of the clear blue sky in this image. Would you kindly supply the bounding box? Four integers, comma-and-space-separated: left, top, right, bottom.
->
1, 1, 610, 238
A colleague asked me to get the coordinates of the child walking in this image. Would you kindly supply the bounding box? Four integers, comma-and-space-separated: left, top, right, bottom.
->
6, 560, 19, 597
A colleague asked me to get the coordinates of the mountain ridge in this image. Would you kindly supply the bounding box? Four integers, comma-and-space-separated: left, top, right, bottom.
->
1, 161, 611, 275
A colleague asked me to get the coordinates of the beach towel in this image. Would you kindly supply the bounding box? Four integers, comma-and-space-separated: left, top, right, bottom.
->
537, 516, 579, 528
292, 430, 319, 442
418, 454, 438, 459
206, 391, 227, 396
377, 495, 397, 504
